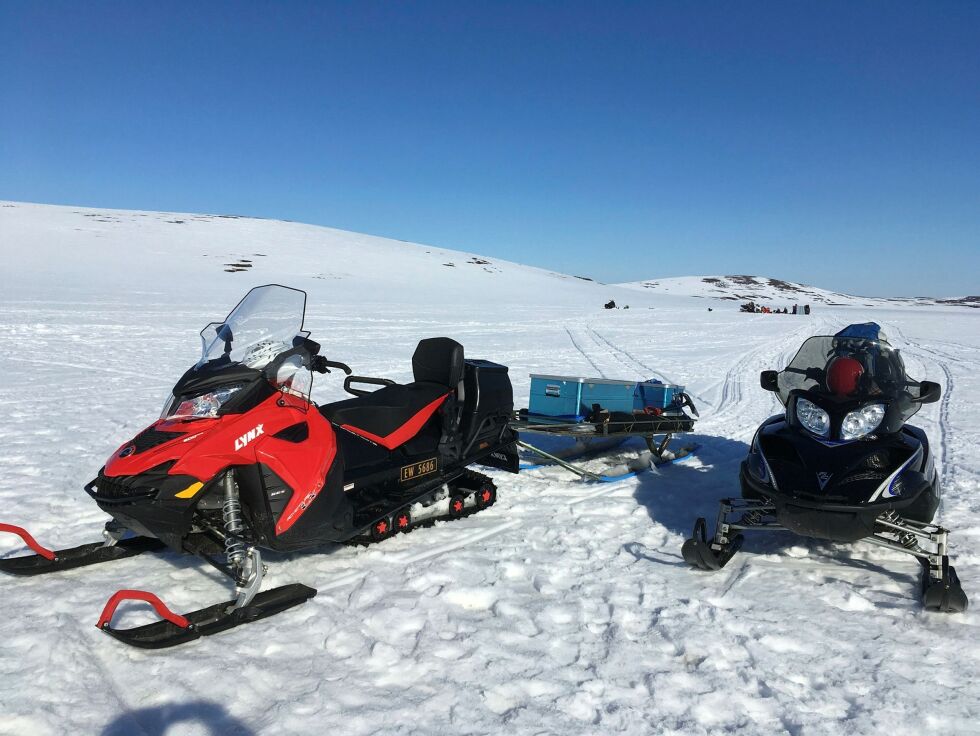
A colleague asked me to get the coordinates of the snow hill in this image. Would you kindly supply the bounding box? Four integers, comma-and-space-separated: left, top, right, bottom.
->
621, 274, 980, 309
0, 201, 661, 311
1, 201, 979, 735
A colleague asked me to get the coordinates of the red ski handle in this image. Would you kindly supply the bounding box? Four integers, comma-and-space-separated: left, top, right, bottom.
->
97, 590, 191, 630
0, 523, 56, 561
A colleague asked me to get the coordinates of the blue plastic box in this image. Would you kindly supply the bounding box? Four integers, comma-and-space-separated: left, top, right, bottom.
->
529, 374, 686, 419
634, 380, 685, 411
528, 375, 587, 419
582, 379, 636, 413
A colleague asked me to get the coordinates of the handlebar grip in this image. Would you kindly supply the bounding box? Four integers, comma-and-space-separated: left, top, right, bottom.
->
313, 357, 353, 375
324, 360, 353, 375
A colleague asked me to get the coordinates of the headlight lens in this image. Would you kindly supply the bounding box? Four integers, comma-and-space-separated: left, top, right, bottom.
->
796, 397, 830, 437
166, 386, 242, 419
840, 403, 886, 440
159, 392, 176, 419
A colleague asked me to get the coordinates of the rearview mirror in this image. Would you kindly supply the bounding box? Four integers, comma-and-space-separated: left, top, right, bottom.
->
918, 380, 941, 404
760, 370, 779, 392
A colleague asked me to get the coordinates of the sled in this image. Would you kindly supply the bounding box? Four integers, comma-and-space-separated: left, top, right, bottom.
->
510, 373, 699, 481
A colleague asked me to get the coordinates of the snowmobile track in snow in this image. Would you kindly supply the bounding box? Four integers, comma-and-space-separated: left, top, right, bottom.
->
585, 325, 710, 406
708, 318, 837, 421
887, 331, 956, 489
563, 326, 608, 378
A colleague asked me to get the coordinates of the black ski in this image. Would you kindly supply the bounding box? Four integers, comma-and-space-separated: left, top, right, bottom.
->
97, 584, 317, 649
0, 536, 166, 576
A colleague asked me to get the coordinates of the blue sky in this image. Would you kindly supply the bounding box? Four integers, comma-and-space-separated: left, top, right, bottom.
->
1, 1, 977, 296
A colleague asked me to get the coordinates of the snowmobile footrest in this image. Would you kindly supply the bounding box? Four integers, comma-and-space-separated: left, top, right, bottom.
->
681, 517, 742, 571
0, 535, 166, 576
97, 583, 318, 649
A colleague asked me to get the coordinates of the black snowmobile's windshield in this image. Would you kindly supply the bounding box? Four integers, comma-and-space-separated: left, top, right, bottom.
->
197, 285, 310, 370
777, 334, 924, 422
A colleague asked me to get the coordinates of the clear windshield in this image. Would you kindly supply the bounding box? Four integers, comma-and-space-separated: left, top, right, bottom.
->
197, 285, 310, 369
777, 334, 923, 421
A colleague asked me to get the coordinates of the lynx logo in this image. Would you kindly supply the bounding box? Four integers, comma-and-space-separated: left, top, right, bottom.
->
234, 424, 264, 451
816, 471, 832, 490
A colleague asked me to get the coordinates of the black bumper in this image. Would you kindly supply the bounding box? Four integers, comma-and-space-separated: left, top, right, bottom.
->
85, 467, 200, 551
739, 463, 930, 543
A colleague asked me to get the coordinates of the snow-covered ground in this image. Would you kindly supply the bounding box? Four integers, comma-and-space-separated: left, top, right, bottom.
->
621, 274, 980, 310
1, 202, 978, 735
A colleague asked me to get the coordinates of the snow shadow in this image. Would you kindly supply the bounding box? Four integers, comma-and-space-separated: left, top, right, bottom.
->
101, 700, 254, 736
631, 432, 750, 539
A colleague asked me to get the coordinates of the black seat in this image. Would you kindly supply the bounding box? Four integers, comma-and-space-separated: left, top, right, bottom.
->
411, 337, 464, 388
319, 338, 463, 450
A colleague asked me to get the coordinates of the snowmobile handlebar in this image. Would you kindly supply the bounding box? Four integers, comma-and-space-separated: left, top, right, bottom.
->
312, 356, 353, 375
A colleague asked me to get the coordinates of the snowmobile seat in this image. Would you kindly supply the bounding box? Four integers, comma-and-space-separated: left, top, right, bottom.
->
319, 338, 464, 451
411, 337, 465, 388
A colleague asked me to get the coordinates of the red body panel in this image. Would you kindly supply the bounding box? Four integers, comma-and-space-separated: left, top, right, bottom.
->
104, 393, 337, 536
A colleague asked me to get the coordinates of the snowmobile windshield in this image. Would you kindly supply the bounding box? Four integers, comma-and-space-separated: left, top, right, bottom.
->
197, 285, 310, 370
777, 335, 924, 422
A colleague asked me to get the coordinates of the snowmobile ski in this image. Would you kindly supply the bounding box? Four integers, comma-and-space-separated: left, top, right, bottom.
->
921, 555, 968, 613
0, 523, 165, 576
681, 516, 743, 571
96, 584, 317, 649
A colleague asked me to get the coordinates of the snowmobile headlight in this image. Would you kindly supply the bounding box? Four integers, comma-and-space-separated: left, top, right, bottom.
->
840, 403, 885, 440
796, 398, 830, 437
167, 386, 243, 419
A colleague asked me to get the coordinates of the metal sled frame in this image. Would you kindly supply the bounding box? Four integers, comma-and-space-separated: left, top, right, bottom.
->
511, 414, 697, 482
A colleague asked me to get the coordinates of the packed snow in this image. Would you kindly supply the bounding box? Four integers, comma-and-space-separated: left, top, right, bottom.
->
1, 202, 978, 735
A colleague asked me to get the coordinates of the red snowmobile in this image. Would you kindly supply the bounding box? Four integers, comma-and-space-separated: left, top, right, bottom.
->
0, 285, 518, 647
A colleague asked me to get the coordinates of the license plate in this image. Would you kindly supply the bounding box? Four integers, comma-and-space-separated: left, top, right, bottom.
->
399, 457, 438, 483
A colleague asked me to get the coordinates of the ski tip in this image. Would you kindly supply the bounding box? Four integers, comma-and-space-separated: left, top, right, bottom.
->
0, 523, 56, 561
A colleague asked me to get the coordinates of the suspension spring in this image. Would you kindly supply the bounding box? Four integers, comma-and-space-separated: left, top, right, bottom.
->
879, 510, 920, 550
741, 509, 767, 526
222, 472, 247, 568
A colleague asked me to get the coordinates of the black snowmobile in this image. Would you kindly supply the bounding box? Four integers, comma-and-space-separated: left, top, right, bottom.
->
682, 323, 967, 612
0, 285, 519, 647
